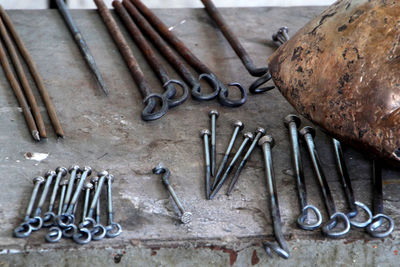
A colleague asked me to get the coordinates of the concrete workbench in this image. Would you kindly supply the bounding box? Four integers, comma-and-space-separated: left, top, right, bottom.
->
0, 7, 399, 266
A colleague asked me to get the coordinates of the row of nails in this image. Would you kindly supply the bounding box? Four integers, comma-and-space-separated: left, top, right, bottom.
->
201, 110, 266, 200
13, 166, 122, 244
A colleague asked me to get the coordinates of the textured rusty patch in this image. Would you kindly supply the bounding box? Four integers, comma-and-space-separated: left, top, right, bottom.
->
251, 249, 260, 265
268, 0, 400, 165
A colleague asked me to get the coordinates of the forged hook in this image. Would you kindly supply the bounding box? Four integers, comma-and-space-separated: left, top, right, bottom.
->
141, 93, 169, 121
163, 79, 189, 108
191, 73, 220, 101
218, 82, 247, 107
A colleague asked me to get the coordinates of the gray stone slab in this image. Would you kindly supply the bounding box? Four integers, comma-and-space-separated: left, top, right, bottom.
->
0, 6, 399, 264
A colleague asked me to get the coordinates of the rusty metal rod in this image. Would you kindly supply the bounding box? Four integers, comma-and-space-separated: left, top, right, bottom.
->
93, 0, 168, 121
201, 0, 267, 77
121, 0, 217, 101
0, 39, 39, 141
0, 17, 47, 138
113, 1, 188, 108
129, 0, 247, 107
0, 5, 64, 137
55, 0, 110, 96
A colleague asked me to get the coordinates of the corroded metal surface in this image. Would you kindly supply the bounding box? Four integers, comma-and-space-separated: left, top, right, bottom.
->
269, 0, 400, 165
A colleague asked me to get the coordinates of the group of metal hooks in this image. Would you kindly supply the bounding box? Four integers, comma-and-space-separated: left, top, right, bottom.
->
257, 115, 394, 259
13, 166, 122, 244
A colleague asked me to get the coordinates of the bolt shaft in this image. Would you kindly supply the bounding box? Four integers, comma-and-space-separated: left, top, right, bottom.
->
106, 178, 114, 224
210, 136, 251, 199
35, 172, 55, 216
48, 171, 64, 212
202, 133, 211, 199
24, 181, 43, 221
88, 174, 107, 218
67, 169, 90, 214
303, 132, 336, 217
83, 188, 91, 219
213, 125, 240, 189
210, 115, 217, 176
260, 140, 290, 257
227, 131, 264, 194
58, 182, 67, 215
63, 168, 79, 212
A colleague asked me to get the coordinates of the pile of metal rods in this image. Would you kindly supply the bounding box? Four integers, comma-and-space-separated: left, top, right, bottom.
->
13, 166, 122, 244
0, 5, 63, 140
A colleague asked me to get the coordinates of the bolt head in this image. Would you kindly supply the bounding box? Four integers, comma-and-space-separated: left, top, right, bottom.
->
68, 165, 80, 173
279, 26, 289, 34
33, 176, 45, 184
256, 127, 266, 135
208, 110, 219, 118
233, 120, 244, 130
106, 174, 115, 183
60, 178, 69, 186
90, 176, 99, 183
243, 132, 254, 140
299, 126, 316, 138
200, 129, 211, 137
82, 166, 92, 176
45, 170, 56, 177
258, 135, 275, 148
56, 167, 68, 176
284, 114, 301, 129
98, 170, 109, 177
84, 182, 93, 190
180, 212, 193, 224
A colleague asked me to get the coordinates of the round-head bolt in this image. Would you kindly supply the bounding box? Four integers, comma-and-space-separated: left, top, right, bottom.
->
200, 129, 211, 137
106, 174, 115, 183
82, 166, 92, 176
84, 182, 93, 190
45, 170, 56, 177
91, 176, 99, 184
299, 126, 316, 138
233, 120, 244, 131
256, 127, 266, 135
181, 212, 193, 224
98, 170, 109, 178
244, 132, 254, 141
60, 178, 69, 186
284, 114, 301, 129
259, 135, 275, 148
68, 165, 80, 174
208, 109, 219, 118
33, 176, 45, 185
56, 167, 68, 176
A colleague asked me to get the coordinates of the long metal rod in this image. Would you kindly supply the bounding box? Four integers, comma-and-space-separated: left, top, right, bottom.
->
0, 17, 47, 138
129, 0, 247, 107
0, 38, 39, 141
0, 5, 64, 137
55, 0, 109, 96
201, 0, 267, 77
122, 0, 218, 101
93, 0, 168, 121
113, 1, 188, 107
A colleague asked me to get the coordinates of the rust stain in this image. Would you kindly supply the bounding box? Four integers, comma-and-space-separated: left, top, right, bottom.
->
251, 249, 260, 265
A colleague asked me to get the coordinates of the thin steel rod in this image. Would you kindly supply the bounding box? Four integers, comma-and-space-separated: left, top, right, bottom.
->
55, 0, 109, 95
201, 0, 267, 77
0, 5, 64, 137
0, 17, 47, 138
0, 38, 39, 141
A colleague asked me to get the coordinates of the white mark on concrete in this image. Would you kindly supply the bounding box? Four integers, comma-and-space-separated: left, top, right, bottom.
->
24, 152, 49, 162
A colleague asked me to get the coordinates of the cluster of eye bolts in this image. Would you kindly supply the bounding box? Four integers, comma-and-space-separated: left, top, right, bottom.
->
13, 166, 122, 245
